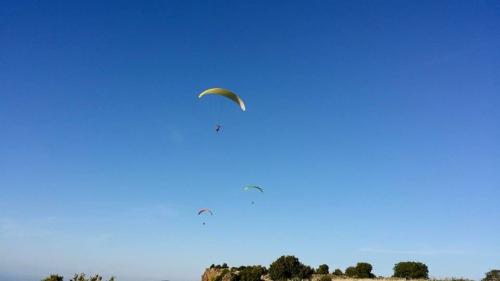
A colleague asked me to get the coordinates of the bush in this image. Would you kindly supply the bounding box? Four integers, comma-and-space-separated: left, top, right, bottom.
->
393, 262, 429, 279
319, 275, 332, 281
332, 269, 343, 276
42, 275, 64, 281
41, 274, 115, 281
345, 267, 357, 277
214, 269, 230, 281
230, 275, 241, 281
298, 266, 314, 279
483, 270, 500, 281
269, 255, 313, 281
316, 264, 330, 275
239, 266, 267, 281
356, 263, 375, 278
344, 263, 375, 278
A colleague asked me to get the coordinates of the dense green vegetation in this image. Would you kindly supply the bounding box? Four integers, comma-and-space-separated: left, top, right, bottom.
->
211, 263, 230, 269
41, 274, 115, 281
344, 263, 375, 278
268, 255, 314, 281
483, 270, 500, 281
332, 269, 343, 276
393, 261, 429, 279
42, 275, 64, 281
318, 275, 332, 281
316, 264, 329, 275
238, 266, 268, 281
40, 257, 498, 281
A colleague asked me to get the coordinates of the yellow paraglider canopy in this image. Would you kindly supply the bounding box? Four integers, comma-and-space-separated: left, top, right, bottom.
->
198, 88, 246, 111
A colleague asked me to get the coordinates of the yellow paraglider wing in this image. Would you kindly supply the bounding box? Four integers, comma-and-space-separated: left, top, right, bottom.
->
198, 88, 246, 111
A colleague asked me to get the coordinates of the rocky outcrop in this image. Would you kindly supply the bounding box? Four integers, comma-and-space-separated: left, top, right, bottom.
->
202, 268, 226, 281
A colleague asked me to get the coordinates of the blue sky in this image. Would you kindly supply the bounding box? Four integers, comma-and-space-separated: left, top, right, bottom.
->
1, 1, 499, 281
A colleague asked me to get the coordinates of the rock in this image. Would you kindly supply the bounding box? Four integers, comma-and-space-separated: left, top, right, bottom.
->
202, 268, 225, 281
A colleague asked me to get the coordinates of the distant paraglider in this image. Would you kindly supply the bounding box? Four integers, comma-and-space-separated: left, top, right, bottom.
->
215, 124, 223, 133
198, 88, 246, 133
244, 185, 264, 205
198, 208, 213, 225
198, 208, 213, 215
244, 185, 264, 193
198, 88, 246, 111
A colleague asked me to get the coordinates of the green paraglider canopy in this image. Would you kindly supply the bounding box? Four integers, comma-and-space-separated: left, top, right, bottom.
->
198, 88, 246, 111
198, 208, 213, 215
244, 185, 264, 193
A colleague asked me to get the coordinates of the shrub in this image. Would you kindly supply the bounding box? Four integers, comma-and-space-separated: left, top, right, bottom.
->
393, 262, 429, 279
345, 267, 357, 277
319, 275, 332, 281
316, 264, 330, 275
355, 263, 375, 278
269, 255, 313, 281
332, 269, 343, 276
214, 269, 230, 281
239, 266, 267, 281
230, 275, 241, 281
298, 265, 314, 279
42, 274, 115, 281
212, 264, 230, 270
483, 270, 500, 281
42, 275, 64, 281
344, 263, 375, 278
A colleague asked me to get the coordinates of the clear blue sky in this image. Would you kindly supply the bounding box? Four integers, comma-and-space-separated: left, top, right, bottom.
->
1, 1, 499, 281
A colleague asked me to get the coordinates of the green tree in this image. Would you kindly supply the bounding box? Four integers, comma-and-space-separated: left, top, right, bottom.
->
355, 263, 375, 278
483, 270, 500, 281
269, 255, 313, 281
332, 269, 343, 276
316, 264, 330, 275
393, 262, 429, 279
42, 273, 114, 281
239, 266, 267, 281
298, 265, 314, 279
345, 267, 357, 278
42, 275, 64, 281
344, 263, 375, 278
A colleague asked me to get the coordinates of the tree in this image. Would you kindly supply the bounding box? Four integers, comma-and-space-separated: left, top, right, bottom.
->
269, 255, 313, 281
42, 275, 64, 281
316, 264, 329, 275
345, 267, 357, 278
393, 262, 429, 279
332, 269, 343, 276
344, 263, 375, 278
355, 263, 375, 278
483, 270, 500, 281
42, 273, 114, 281
239, 266, 267, 281
298, 265, 314, 279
